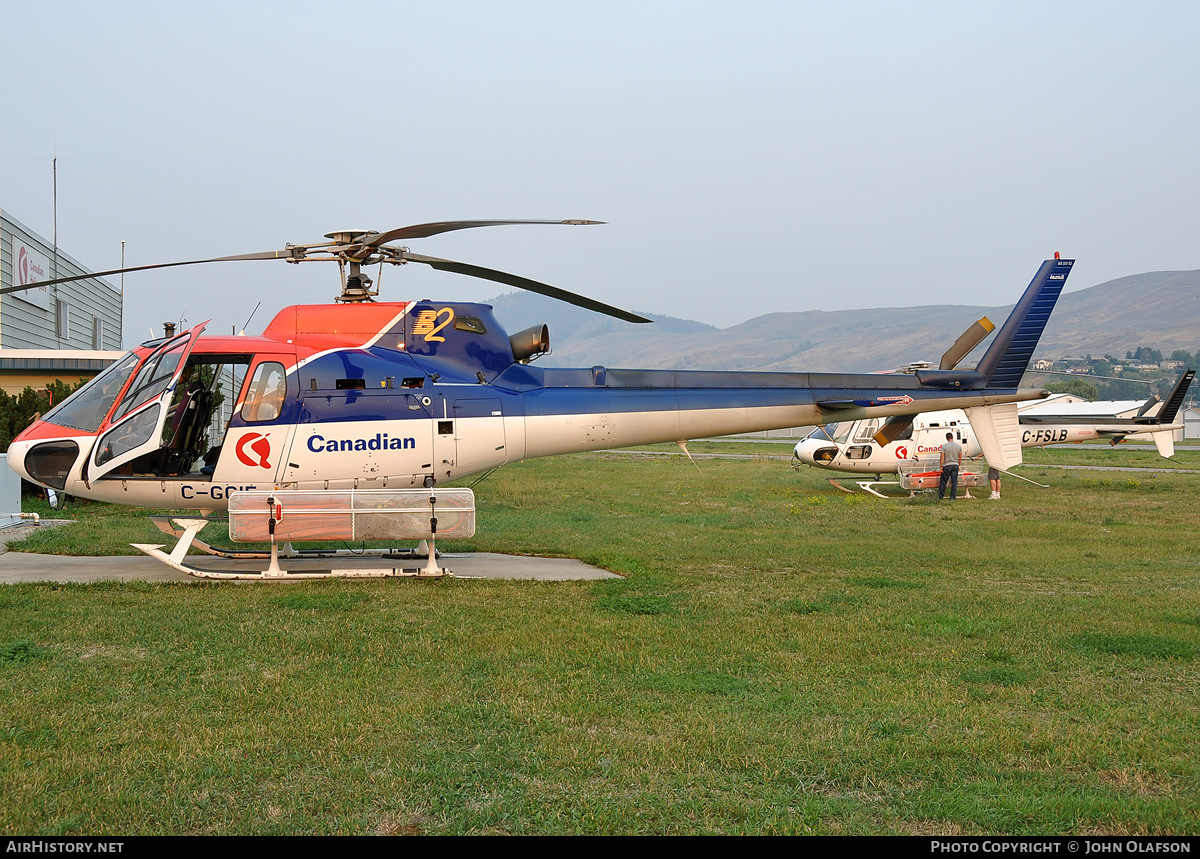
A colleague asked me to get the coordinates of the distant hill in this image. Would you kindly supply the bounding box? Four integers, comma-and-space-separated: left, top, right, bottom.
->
1034, 270, 1200, 359
485, 290, 715, 342
485, 270, 1200, 373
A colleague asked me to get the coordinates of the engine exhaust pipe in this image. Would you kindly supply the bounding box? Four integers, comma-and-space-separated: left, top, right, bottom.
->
509, 324, 550, 362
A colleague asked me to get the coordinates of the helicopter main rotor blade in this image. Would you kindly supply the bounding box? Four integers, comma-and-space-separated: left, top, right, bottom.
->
401, 251, 651, 324
364, 219, 605, 249
939, 316, 996, 370
873, 414, 916, 446
0, 248, 302, 295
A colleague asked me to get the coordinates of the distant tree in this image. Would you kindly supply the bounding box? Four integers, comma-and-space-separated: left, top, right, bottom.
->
1171, 349, 1193, 364
1152, 375, 1186, 398
0, 379, 88, 498
1047, 379, 1099, 400
1092, 359, 1113, 377
0, 379, 87, 450
1132, 346, 1163, 364
1095, 378, 1149, 400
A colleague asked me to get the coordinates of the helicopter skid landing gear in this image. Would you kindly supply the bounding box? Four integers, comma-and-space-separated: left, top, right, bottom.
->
855, 480, 901, 498
825, 478, 901, 498
148, 516, 440, 562
133, 516, 453, 580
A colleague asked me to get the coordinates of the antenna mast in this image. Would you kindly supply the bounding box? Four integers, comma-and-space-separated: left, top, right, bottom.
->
52, 156, 58, 283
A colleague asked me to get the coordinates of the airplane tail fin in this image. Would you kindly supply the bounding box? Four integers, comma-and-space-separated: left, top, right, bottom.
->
965, 403, 1023, 471
1134, 369, 1192, 458
1155, 367, 1194, 424
975, 258, 1074, 389
914, 257, 1072, 391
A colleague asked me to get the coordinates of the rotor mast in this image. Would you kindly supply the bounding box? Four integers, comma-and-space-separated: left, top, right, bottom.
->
325, 229, 381, 303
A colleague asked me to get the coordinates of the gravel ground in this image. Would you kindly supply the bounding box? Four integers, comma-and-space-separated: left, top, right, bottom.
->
0, 519, 73, 552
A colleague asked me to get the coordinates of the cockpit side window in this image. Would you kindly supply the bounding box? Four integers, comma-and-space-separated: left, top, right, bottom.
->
111, 339, 189, 422
807, 423, 841, 443
241, 362, 288, 422
807, 422, 855, 443
853, 420, 881, 443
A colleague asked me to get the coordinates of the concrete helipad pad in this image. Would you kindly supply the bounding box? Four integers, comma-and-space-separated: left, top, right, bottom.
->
0, 522, 618, 584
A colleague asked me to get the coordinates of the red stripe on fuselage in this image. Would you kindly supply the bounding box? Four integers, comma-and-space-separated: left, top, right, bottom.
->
14, 421, 95, 441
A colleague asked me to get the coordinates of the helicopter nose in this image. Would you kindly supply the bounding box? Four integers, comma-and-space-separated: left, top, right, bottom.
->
793, 438, 838, 466
7, 432, 85, 492
6, 439, 33, 482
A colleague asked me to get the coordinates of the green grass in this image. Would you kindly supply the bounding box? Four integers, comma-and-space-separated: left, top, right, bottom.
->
1018, 444, 1200, 470
2, 454, 1199, 834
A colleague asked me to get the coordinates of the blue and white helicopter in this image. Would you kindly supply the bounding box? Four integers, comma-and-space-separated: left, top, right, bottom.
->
3, 221, 1074, 576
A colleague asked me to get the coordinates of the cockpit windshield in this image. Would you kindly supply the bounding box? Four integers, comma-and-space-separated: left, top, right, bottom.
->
806, 422, 851, 444
40, 351, 143, 433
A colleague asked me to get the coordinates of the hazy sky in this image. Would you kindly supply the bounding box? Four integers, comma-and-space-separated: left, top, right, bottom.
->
2, 1, 1198, 347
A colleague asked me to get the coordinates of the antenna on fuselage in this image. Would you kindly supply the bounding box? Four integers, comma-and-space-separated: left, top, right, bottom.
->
240, 302, 261, 336
676, 440, 703, 473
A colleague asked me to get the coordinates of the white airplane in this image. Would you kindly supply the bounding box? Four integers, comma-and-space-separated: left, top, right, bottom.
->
792, 367, 1195, 495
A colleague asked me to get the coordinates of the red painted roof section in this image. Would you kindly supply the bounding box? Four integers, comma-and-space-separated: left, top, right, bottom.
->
190, 334, 290, 353
261, 303, 410, 350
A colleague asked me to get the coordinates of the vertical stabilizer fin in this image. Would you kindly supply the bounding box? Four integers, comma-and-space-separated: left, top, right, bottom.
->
965, 403, 1023, 471
1157, 368, 1195, 424
976, 258, 1073, 388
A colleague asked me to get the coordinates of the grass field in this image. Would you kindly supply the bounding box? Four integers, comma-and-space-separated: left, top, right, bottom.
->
1, 448, 1198, 834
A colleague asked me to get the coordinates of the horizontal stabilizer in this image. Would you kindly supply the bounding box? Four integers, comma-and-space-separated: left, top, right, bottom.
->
965, 403, 1023, 472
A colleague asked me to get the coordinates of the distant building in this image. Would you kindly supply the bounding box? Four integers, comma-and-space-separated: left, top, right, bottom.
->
1033, 359, 1054, 371
1185, 407, 1200, 441
0, 349, 120, 396
0, 209, 123, 393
